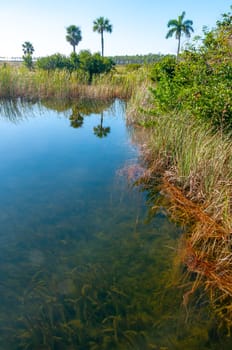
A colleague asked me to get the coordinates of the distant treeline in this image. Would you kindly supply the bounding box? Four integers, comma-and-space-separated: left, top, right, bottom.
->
0, 53, 168, 66
109, 53, 166, 65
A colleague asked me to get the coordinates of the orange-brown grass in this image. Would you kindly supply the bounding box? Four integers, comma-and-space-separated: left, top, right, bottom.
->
159, 178, 232, 332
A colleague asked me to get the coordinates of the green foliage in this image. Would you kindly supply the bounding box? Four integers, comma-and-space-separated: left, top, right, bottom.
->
93, 17, 112, 56
66, 25, 82, 53
216, 6, 232, 28
175, 55, 232, 129
79, 50, 115, 82
166, 11, 194, 58
36, 53, 71, 71
35, 51, 114, 82
22, 41, 34, 70
22, 41, 34, 56
149, 56, 179, 114
150, 9, 232, 131
69, 52, 80, 70
150, 55, 176, 81
22, 54, 33, 70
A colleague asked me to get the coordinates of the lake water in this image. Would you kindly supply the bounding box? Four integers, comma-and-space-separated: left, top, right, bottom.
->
0, 99, 231, 350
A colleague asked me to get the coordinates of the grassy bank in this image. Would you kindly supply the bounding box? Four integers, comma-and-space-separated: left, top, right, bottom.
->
126, 66, 232, 330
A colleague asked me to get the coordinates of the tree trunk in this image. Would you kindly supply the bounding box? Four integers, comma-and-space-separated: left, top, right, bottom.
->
177, 36, 181, 61
101, 31, 104, 57
100, 112, 103, 127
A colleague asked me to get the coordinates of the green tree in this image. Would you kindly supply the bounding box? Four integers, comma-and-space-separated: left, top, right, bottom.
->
93, 17, 112, 56
22, 41, 34, 69
66, 25, 82, 53
166, 11, 194, 60
79, 50, 114, 82
22, 41, 34, 55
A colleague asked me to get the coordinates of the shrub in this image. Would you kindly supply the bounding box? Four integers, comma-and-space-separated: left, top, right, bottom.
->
79, 50, 115, 82
36, 54, 71, 71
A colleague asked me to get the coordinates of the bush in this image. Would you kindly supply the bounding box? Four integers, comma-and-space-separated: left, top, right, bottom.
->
150, 55, 176, 81
79, 50, 115, 82
36, 51, 115, 82
36, 54, 72, 71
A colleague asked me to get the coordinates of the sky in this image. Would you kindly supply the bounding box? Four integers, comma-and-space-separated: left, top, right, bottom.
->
0, 0, 231, 58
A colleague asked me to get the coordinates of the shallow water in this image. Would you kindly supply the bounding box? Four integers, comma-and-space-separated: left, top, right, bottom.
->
0, 99, 231, 350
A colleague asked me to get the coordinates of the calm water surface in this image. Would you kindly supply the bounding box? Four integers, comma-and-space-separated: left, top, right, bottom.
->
0, 99, 231, 350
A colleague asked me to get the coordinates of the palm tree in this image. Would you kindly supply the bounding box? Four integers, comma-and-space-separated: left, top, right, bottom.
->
93, 17, 112, 56
166, 11, 194, 59
22, 41, 34, 55
66, 25, 82, 53
93, 112, 110, 138
22, 41, 34, 69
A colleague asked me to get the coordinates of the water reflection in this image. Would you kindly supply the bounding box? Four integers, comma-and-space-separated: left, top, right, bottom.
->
0, 98, 231, 350
41, 98, 113, 115
69, 107, 84, 128
93, 112, 111, 138
0, 98, 36, 122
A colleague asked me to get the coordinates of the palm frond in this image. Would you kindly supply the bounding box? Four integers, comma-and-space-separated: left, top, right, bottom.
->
166, 28, 177, 39
167, 19, 179, 28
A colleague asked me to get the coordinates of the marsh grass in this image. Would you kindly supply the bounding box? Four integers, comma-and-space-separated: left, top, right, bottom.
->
0, 64, 146, 101
140, 113, 232, 228
131, 109, 232, 329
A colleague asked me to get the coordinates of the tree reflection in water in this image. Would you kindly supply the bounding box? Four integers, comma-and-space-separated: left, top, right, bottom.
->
93, 112, 110, 138
69, 106, 84, 128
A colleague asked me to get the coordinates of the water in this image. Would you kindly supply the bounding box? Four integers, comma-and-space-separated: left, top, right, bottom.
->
0, 99, 231, 350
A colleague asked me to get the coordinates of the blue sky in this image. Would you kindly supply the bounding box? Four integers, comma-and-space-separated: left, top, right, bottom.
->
0, 0, 231, 58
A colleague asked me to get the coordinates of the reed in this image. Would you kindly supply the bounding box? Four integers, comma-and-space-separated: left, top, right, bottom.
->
0, 64, 143, 101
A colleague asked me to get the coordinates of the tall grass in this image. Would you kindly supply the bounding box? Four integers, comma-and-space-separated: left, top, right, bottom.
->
127, 80, 232, 230
127, 90, 232, 329
141, 113, 231, 229
0, 64, 147, 101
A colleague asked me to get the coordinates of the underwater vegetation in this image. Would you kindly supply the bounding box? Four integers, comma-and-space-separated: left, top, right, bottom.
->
0, 99, 231, 350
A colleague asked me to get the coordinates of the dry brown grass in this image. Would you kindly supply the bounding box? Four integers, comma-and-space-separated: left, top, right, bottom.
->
157, 178, 232, 331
